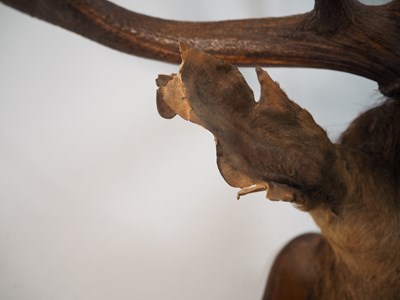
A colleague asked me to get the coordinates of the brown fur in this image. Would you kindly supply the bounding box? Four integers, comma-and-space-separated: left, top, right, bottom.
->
264, 99, 400, 299
308, 98, 400, 299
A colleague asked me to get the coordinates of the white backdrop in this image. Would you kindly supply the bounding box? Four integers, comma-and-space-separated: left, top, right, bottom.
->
0, 1, 384, 299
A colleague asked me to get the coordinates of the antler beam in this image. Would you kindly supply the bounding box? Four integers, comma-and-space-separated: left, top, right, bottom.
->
2, 0, 400, 96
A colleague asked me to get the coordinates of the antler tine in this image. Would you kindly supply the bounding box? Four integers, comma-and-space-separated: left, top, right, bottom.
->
308, 0, 355, 31
2, 0, 400, 96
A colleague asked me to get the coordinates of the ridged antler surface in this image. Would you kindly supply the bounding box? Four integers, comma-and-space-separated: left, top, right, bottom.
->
2, 0, 400, 95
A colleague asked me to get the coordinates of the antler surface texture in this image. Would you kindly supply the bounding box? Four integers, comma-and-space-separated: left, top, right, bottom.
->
2, 0, 400, 95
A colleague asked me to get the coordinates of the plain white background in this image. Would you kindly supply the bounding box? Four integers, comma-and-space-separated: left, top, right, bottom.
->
0, 0, 388, 299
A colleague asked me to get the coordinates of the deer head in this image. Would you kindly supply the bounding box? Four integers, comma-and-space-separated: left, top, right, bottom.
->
2, 0, 400, 299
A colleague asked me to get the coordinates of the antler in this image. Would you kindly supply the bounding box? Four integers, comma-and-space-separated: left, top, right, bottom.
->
1, 0, 400, 96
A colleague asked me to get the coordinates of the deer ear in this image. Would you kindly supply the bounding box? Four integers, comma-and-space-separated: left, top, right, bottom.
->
256, 67, 286, 111
256, 67, 301, 114
156, 74, 177, 119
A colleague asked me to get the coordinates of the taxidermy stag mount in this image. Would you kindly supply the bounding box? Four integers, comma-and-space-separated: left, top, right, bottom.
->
2, 0, 400, 299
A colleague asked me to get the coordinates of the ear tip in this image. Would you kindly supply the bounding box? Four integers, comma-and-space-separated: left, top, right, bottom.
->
256, 66, 273, 83
178, 40, 192, 54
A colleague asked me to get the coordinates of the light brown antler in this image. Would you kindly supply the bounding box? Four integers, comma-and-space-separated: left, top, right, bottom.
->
1, 0, 400, 95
